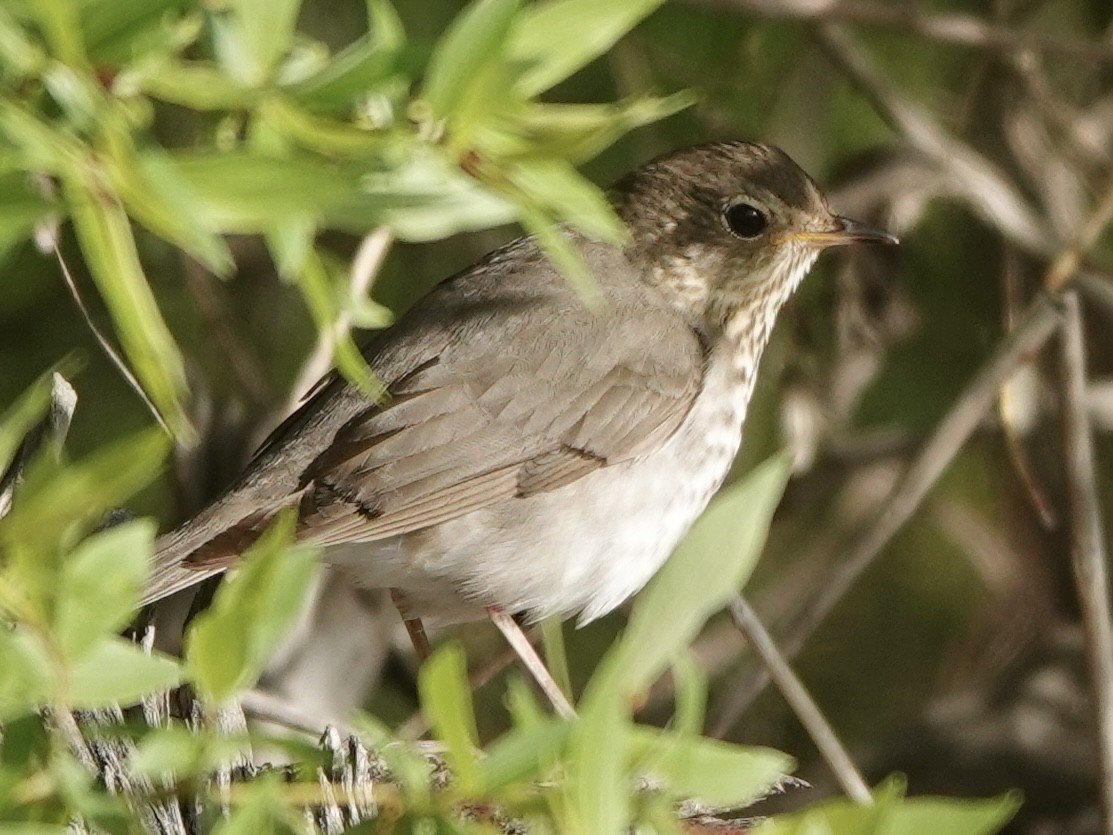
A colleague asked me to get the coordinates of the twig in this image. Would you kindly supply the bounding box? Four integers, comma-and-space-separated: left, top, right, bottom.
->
54, 245, 171, 436
488, 607, 576, 719
0, 373, 77, 518
728, 596, 872, 805
1058, 291, 1113, 834
713, 293, 1063, 732
1046, 175, 1113, 291
682, 0, 1113, 63
286, 227, 393, 411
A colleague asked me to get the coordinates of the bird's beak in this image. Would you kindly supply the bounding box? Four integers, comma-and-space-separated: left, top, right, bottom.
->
790, 216, 899, 248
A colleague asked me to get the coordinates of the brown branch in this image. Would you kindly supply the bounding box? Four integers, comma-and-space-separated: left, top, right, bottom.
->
1058, 291, 1113, 833
728, 596, 872, 805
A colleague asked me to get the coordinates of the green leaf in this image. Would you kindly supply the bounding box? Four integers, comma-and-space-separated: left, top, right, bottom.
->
504, 158, 627, 243
418, 643, 481, 795
480, 717, 570, 792
0, 373, 53, 483
288, 38, 406, 112
631, 728, 793, 808
106, 142, 233, 276
53, 520, 154, 660
507, 93, 695, 163
260, 96, 387, 157
352, 149, 516, 240
0, 430, 168, 590
367, 0, 404, 51
422, 0, 519, 117
129, 57, 256, 111
614, 453, 792, 690
758, 778, 1020, 835
28, 0, 88, 67
128, 725, 248, 779
289, 248, 384, 399
0, 629, 52, 720
168, 151, 360, 233
0, 172, 54, 258
209, 0, 303, 85
509, 0, 663, 97
0, 7, 47, 78
184, 512, 319, 702
63, 175, 193, 440
540, 617, 571, 707
568, 662, 629, 835
65, 636, 182, 707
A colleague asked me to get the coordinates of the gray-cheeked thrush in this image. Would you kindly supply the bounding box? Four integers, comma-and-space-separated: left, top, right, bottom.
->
143, 141, 897, 641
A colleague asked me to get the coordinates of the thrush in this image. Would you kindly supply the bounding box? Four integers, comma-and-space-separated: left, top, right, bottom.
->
143, 142, 896, 637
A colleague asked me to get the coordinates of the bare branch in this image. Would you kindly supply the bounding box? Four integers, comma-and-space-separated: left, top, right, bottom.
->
729, 596, 872, 805
1058, 291, 1113, 832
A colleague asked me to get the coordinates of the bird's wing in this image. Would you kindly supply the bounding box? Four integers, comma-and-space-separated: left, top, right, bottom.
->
147, 238, 704, 601
284, 328, 703, 549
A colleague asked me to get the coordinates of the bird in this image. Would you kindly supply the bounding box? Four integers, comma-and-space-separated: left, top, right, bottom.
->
143, 141, 896, 666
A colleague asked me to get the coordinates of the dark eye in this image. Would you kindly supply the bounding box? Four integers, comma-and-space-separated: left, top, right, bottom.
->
723, 203, 767, 238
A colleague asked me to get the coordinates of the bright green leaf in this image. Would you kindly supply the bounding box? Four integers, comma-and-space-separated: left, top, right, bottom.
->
169, 151, 360, 233
418, 643, 481, 794
209, 0, 303, 85
509, 0, 663, 97
53, 519, 154, 660
0, 429, 168, 577
631, 728, 793, 808
184, 512, 319, 702
504, 158, 627, 243
758, 778, 1020, 835
480, 717, 570, 793
422, 0, 519, 117
66, 637, 182, 707
0, 628, 52, 720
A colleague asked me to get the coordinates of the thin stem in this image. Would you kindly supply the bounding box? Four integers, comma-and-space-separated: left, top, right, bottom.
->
488, 607, 576, 719
54, 246, 171, 436
729, 596, 873, 805
1058, 291, 1113, 834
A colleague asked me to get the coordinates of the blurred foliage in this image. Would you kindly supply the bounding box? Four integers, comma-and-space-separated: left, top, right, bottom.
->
3, 0, 1113, 832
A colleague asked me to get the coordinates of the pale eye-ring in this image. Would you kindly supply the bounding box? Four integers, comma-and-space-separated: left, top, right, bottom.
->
723, 202, 768, 238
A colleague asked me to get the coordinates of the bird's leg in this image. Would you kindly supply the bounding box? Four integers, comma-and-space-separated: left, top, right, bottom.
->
391, 588, 432, 661
486, 606, 576, 719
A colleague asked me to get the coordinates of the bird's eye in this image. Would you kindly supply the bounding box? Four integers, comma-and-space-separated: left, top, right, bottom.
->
723, 203, 768, 238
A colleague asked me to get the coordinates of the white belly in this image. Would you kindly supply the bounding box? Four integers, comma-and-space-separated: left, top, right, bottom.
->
327, 347, 755, 625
